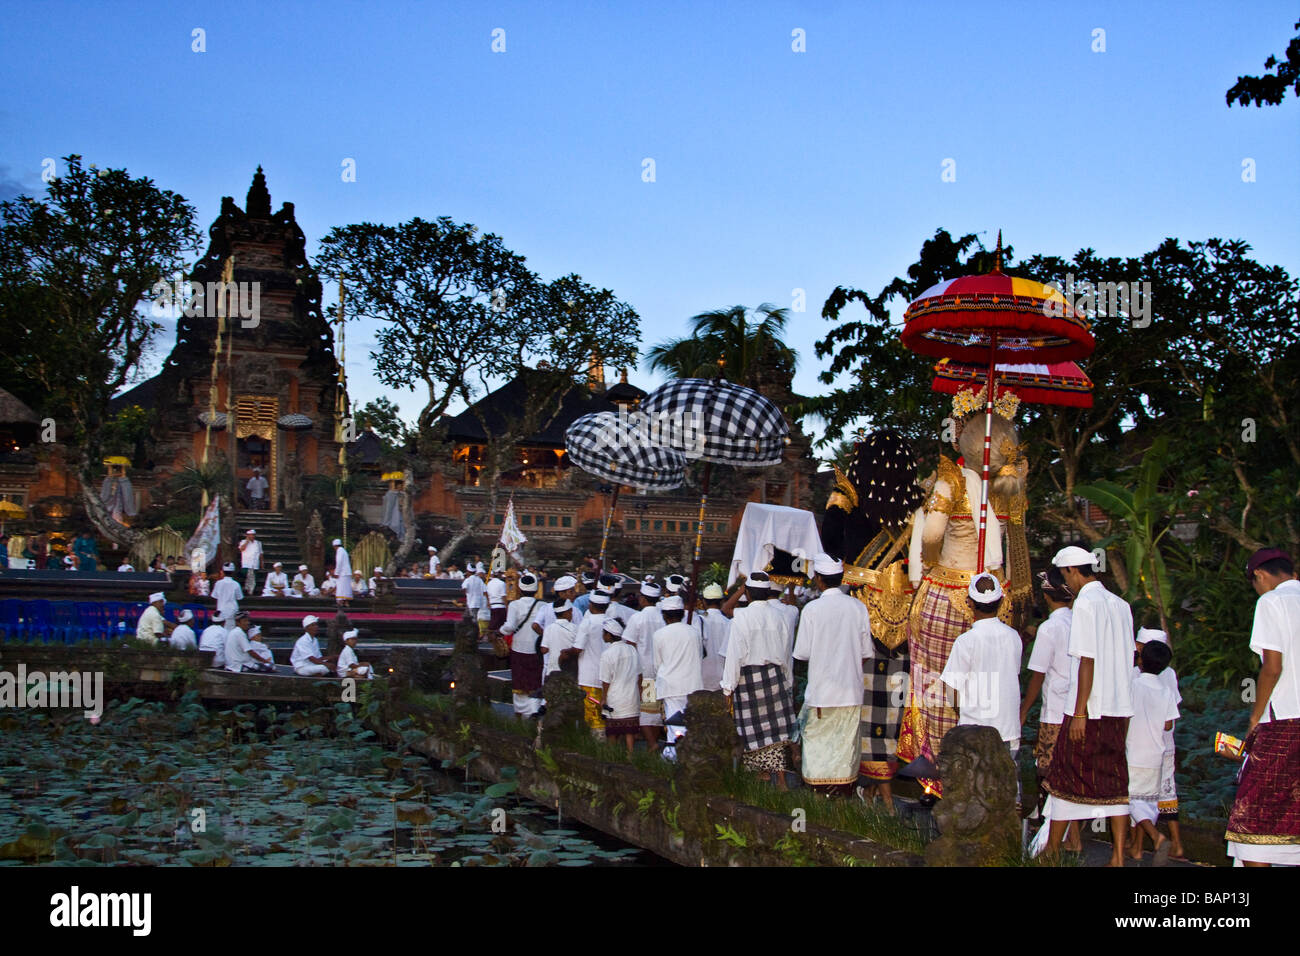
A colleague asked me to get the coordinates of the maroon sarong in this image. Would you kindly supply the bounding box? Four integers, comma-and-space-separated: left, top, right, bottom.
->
1226, 717, 1300, 845
490, 606, 507, 630
509, 649, 543, 694
1044, 716, 1129, 805
605, 716, 640, 738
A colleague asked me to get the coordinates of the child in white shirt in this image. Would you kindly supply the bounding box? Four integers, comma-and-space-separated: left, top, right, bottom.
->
1127, 639, 1179, 864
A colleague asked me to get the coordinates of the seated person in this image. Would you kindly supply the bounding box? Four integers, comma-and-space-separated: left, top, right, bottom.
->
289, 580, 305, 599
320, 569, 337, 595
189, 570, 211, 597
368, 566, 384, 594
245, 625, 276, 672
117, 561, 135, 573
165, 555, 178, 573
63, 554, 80, 571
262, 562, 291, 597
336, 629, 373, 680
291, 615, 332, 676
351, 570, 369, 597
292, 565, 320, 596
169, 609, 198, 650
199, 612, 228, 668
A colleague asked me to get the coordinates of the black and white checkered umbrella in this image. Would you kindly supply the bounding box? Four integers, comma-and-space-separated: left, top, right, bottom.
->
639, 378, 788, 467
565, 412, 687, 491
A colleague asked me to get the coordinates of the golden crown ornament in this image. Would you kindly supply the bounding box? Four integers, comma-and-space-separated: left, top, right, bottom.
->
951, 385, 1021, 422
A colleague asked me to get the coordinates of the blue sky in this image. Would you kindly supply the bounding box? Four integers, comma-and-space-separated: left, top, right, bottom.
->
2, 1, 1296, 448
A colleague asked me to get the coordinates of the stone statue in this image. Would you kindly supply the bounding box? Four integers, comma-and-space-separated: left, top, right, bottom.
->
306, 510, 325, 576
451, 610, 488, 704
675, 690, 734, 793
925, 725, 1021, 866
540, 670, 586, 745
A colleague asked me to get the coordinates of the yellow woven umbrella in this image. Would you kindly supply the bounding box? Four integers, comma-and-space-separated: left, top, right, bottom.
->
0, 499, 24, 534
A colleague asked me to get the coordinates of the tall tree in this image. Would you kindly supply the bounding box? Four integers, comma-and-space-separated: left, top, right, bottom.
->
316, 217, 541, 438
0, 155, 200, 543
440, 274, 641, 560
645, 303, 797, 388
354, 396, 411, 453
806, 229, 1299, 586
1226, 19, 1300, 107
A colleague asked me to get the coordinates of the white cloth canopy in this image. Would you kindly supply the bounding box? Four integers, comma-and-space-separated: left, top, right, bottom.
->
727, 503, 823, 588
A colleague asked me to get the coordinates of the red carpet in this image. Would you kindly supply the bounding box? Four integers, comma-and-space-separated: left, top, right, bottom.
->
247, 610, 462, 623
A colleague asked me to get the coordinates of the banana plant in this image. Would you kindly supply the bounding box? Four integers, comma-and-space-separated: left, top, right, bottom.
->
1075, 436, 1175, 633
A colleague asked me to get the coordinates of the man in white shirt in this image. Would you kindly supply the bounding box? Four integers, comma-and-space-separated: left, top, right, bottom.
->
500, 572, 547, 717
427, 546, 440, 577
623, 581, 667, 747
224, 611, 258, 673
1021, 567, 1079, 848
652, 595, 704, 760
292, 565, 320, 596
1226, 547, 1300, 867
793, 555, 872, 793
530, 575, 582, 639
572, 591, 612, 736
348, 570, 367, 597
333, 539, 353, 606
291, 616, 332, 676
135, 592, 170, 645
199, 612, 228, 668
117, 561, 135, 572
262, 561, 290, 597
210, 562, 243, 622
336, 629, 373, 680
940, 573, 1023, 760
539, 599, 578, 679
246, 468, 268, 510
598, 618, 641, 754
461, 566, 488, 636
238, 529, 262, 594
485, 571, 508, 631
699, 583, 731, 691
169, 609, 198, 650
1043, 545, 1136, 866
368, 566, 385, 595
721, 573, 797, 788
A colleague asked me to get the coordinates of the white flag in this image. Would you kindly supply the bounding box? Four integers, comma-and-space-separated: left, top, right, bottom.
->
499, 497, 527, 565
185, 494, 221, 569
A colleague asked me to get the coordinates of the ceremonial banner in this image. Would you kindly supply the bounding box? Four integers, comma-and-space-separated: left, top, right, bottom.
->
185, 495, 221, 569
499, 497, 527, 566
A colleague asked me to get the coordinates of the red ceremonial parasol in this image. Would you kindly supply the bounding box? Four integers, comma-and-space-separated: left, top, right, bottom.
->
932, 358, 1094, 408
904, 233, 1095, 571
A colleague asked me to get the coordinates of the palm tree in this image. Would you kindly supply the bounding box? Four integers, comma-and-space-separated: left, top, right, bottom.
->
645, 303, 798, 388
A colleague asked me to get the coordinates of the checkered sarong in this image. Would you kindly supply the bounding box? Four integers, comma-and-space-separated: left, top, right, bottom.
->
733, 662, 796, 752
861, 642, 908, 764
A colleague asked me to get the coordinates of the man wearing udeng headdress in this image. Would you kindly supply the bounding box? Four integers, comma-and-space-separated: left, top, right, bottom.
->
896, 387, 1030, 797
823, 429, 924, 811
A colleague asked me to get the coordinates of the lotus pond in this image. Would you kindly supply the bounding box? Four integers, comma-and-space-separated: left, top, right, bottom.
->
0, 693, 653, 867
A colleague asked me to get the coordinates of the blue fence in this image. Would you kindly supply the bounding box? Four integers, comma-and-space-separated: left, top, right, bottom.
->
0, 599, 211, 645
